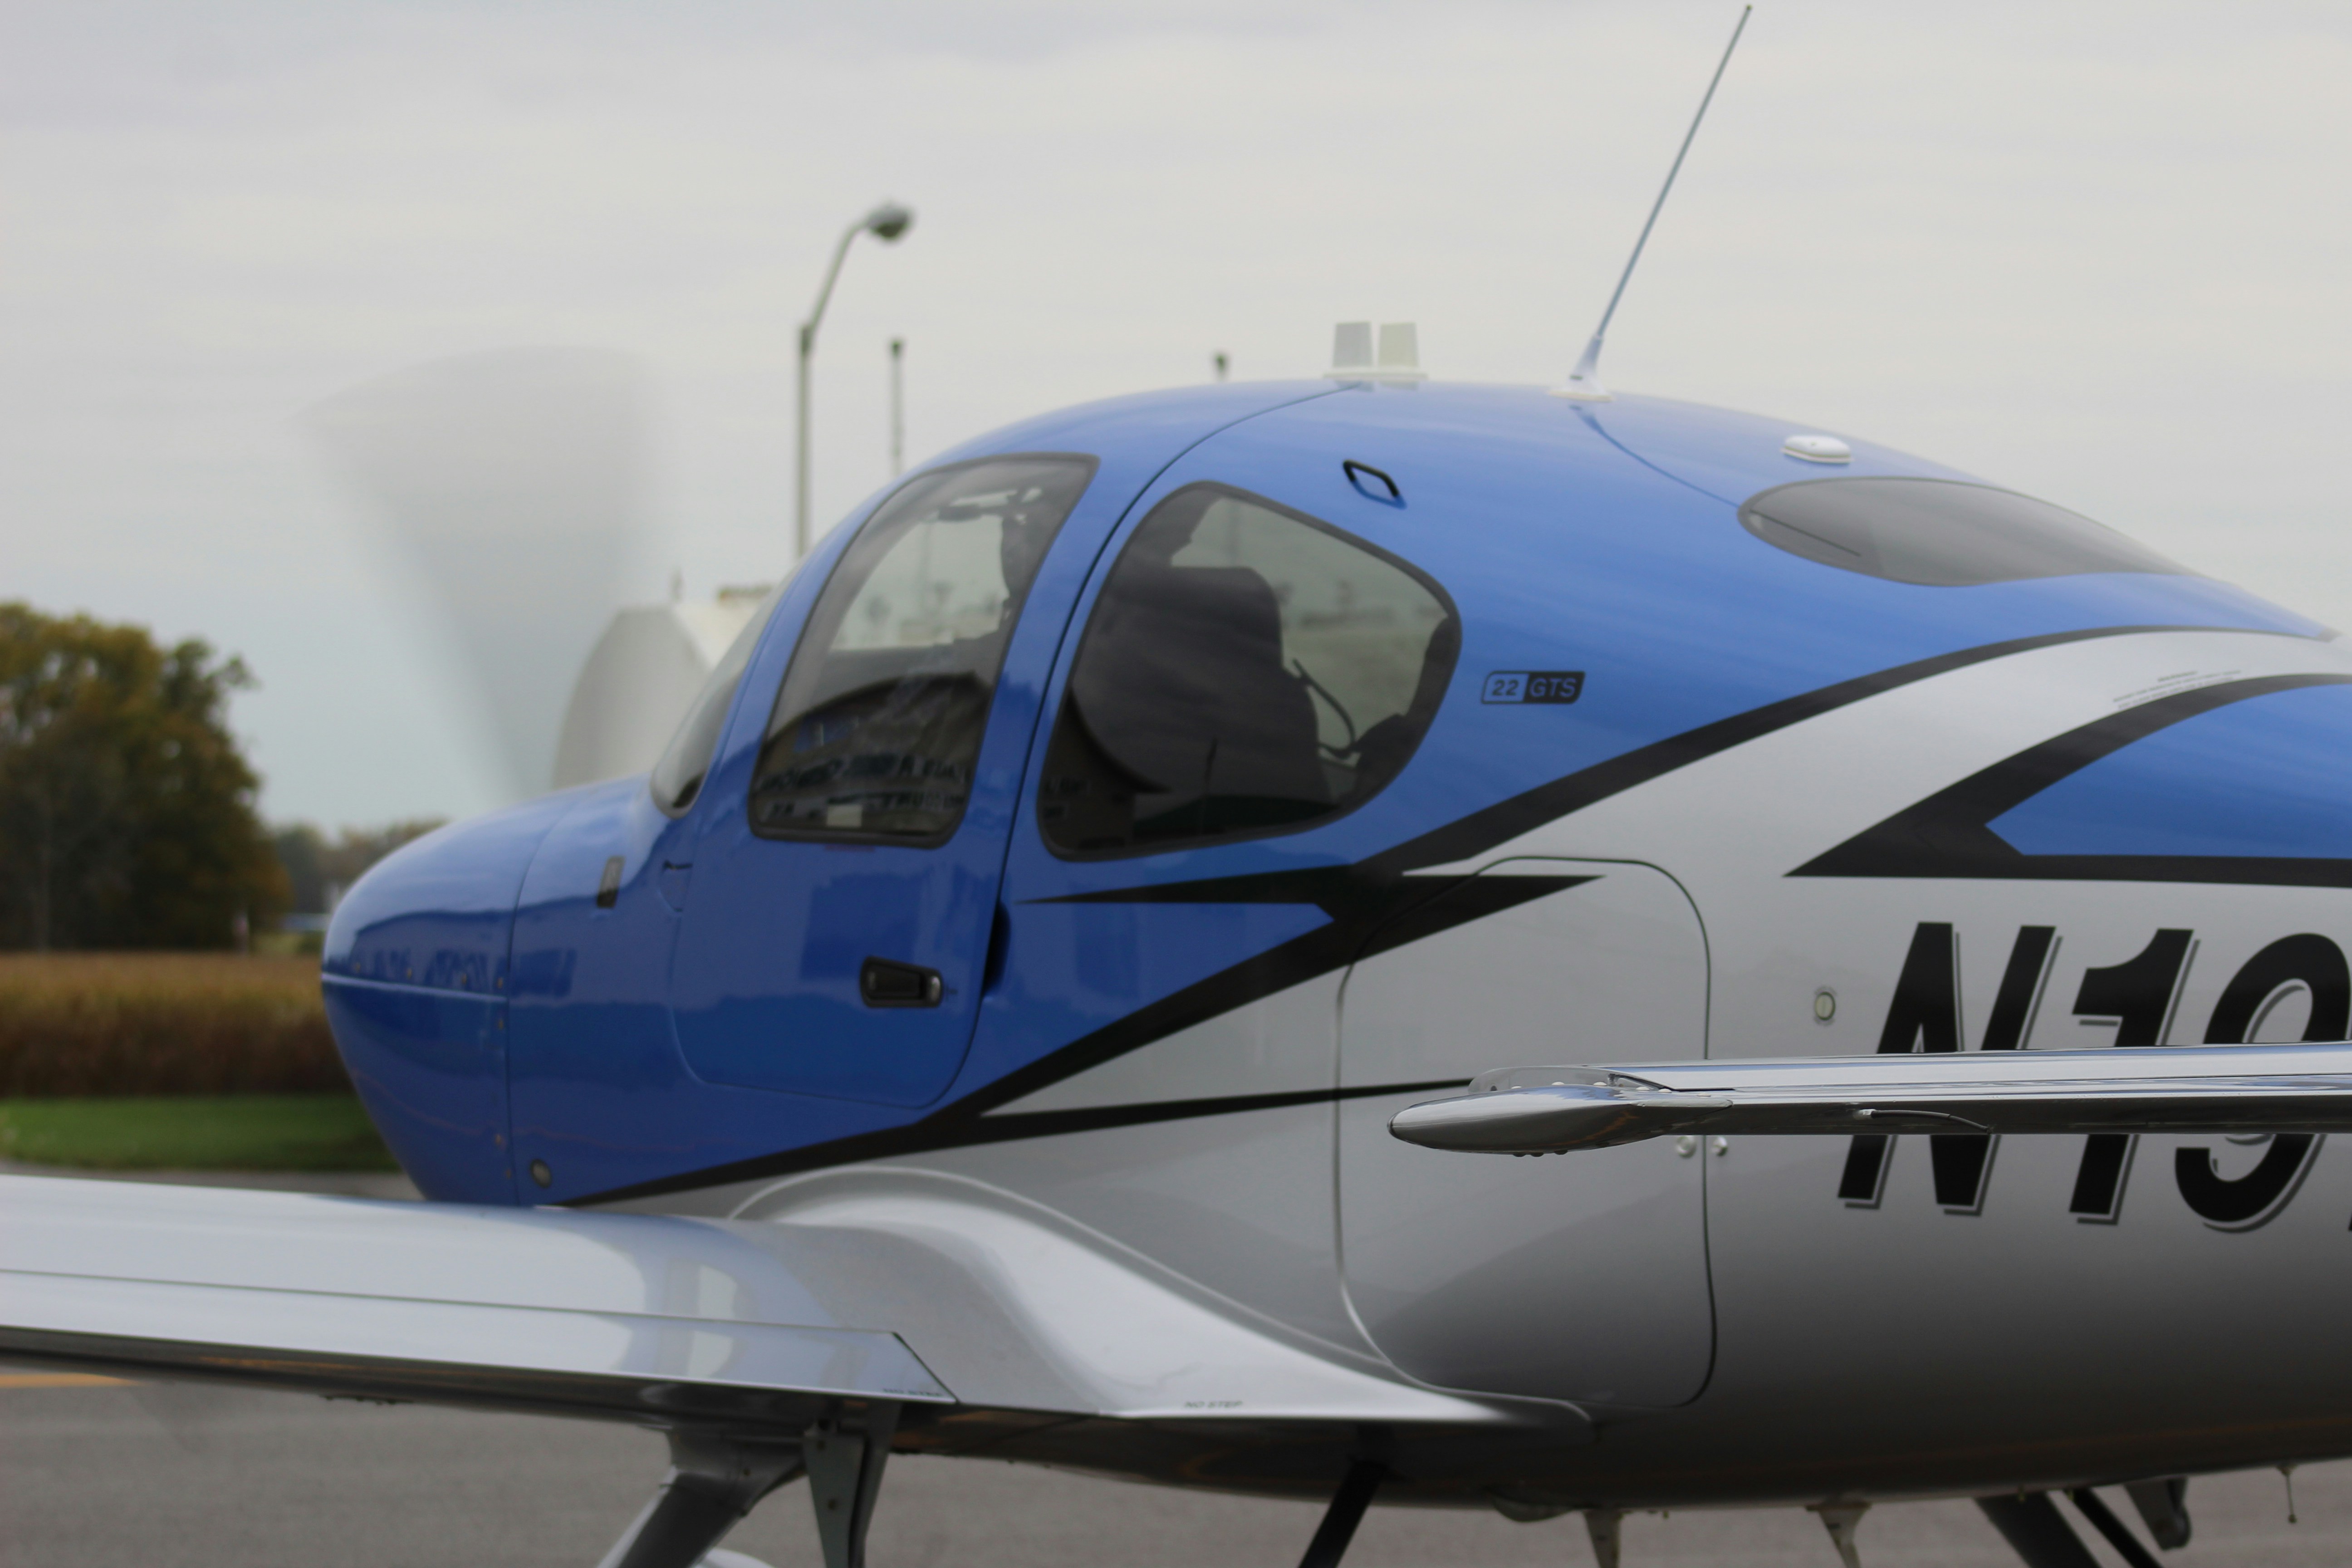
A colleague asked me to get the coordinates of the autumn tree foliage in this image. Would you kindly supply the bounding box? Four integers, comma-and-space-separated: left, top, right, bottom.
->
272, 819, 444, 915
0, 603, 287, 949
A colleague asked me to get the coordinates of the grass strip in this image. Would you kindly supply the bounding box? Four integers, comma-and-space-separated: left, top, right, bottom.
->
0, 1095, 398, 1171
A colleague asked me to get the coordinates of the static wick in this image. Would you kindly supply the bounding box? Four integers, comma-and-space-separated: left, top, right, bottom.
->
1554, 4, 1752, 404
2281, 1462, 2299, 1524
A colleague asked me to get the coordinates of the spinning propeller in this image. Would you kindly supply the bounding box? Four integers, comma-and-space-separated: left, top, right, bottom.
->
301, 348, 662, 803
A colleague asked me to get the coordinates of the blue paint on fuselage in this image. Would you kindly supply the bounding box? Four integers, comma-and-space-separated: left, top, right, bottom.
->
325, 379, 2324, 1203
322, 789, 586, 1199
1992, 682, 2352, 860
325, 789, 578, 993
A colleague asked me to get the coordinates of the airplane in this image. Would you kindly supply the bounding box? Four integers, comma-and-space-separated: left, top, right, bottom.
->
20, 21, 2352, 1568
19, 325, 2352, 1568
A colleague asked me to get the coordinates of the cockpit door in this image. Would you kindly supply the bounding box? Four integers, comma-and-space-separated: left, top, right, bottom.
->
668, 458, 1094, 1107
1338, 858, 1716, 1407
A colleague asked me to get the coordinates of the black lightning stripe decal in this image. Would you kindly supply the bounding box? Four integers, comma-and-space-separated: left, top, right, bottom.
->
1795, 671, 2352, 886
577, 624, 2306, 1204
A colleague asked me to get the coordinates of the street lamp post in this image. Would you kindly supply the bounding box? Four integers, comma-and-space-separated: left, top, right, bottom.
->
889, 337, 906, 478
796, 201, 914, 559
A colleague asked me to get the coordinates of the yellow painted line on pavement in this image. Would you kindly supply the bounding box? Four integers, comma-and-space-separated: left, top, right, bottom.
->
0, 1372, 131, 1388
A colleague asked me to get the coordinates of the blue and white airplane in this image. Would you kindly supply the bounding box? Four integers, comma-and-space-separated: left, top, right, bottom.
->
16, 338, 2352, 1568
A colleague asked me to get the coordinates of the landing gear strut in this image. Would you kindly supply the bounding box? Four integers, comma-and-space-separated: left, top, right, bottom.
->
596, 1433, 803, 1568
1978, 1486, 2180, 1568
596, 1401, 901, 1568
1298, 1460, 1386, 1568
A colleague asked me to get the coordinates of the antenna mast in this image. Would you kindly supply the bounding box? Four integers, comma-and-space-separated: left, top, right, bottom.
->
1555, 5, 1752, 402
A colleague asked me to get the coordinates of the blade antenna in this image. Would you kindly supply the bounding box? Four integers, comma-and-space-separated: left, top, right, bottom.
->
1555, 5, 1752, 402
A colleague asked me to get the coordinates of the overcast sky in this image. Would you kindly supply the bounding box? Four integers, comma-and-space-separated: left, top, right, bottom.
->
6, 0, 2350, 827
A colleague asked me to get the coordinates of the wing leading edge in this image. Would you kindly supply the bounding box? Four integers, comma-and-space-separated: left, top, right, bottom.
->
1389, 1044, 2352, 1154
0, 1171, 1513, 1430
0, 1174, 949, 1423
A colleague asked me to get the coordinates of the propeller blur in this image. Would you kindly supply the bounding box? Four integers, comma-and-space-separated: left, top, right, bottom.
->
302, 347, 660, 801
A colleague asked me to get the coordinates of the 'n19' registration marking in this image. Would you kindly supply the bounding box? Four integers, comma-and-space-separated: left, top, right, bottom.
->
1482, 670, 1583, 705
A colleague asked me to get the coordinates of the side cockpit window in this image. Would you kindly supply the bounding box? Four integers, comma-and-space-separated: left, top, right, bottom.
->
1039, 483, 1457, 856
748, 456, 1094, 842
1739, 477, 2188, 586
651, 583, 786, 816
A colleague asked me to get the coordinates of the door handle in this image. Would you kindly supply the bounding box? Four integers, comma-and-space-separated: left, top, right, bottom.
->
860, 957, 943, 1009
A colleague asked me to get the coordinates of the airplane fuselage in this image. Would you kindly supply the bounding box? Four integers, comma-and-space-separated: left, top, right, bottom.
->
321, 379, 2352, 1509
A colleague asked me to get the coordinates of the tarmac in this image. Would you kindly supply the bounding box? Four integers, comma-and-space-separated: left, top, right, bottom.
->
6, 1165, 2349, 1568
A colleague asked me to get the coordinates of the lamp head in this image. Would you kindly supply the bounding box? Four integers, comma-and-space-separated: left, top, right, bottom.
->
863, 203, 914, 242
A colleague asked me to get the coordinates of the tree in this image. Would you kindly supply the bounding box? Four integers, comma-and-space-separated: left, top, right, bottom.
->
273, 819, 446, 916
0, 603, 287, 950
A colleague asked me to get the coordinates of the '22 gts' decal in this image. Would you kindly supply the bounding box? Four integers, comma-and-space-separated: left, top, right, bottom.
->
1481, 671, 1583, 705
1842, 922, 2348, 1232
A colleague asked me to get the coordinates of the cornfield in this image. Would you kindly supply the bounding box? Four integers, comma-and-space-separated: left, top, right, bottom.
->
0, 954, 347, 1097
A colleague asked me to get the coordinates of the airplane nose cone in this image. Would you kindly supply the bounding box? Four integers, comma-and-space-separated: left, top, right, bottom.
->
325, 793, 573, 991
321, 789, 581, 1203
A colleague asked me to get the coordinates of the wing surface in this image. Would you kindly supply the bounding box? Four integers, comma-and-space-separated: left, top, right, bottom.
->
0, 1172, 1509, 1430
1391, 1044, 2352, 1153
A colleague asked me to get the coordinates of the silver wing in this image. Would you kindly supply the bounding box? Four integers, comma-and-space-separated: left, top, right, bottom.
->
0, 1170, 1514, 1423
1388, 1043, 2352, 1153
0, 1171, 1516, 1568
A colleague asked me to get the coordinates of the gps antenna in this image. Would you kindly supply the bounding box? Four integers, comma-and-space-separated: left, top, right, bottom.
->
1554, 5, 1752, 402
